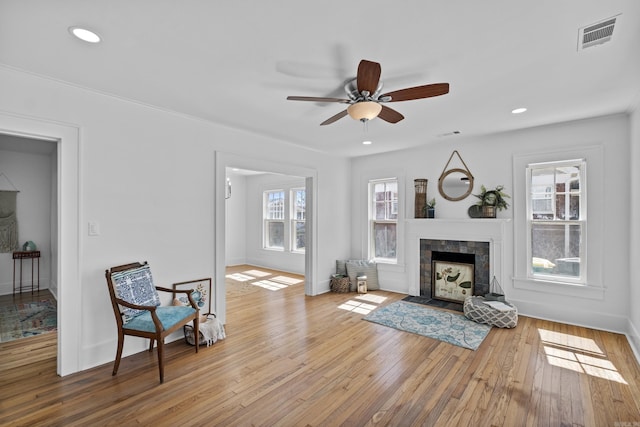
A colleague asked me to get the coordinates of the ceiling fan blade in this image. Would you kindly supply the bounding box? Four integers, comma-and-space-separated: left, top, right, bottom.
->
320, 110, 349, 126
382, 83, 450, 102
357, 60, 381, 95
378, 105, 404, 123
287, 96, 349, 103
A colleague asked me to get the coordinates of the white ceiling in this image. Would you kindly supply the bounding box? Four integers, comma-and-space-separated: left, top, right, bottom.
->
1, 1, 639, 158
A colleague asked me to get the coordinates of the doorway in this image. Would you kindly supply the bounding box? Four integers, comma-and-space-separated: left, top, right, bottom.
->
214, 151, 317, 325
0, 113, 81, 376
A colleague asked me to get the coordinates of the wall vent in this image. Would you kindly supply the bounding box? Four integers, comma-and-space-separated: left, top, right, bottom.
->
578, 15, 619, 51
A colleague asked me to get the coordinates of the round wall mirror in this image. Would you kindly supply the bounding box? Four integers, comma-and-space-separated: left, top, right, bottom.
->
438, 168, 474, 201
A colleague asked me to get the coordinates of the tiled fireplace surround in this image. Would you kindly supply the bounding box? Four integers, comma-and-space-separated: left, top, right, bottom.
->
420, 239, 490, 298
406, 219, 510, 298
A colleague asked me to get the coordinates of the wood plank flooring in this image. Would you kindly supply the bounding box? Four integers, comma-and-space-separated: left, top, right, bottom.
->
1, 265, 639, 426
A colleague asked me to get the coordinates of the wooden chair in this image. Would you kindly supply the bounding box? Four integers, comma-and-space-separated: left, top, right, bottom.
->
105, 261, 200, 383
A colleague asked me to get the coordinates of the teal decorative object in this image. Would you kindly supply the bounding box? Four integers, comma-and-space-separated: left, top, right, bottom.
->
22, 241, 36, 251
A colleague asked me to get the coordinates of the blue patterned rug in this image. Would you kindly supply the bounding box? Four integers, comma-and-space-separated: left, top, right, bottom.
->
0, 300, 57, 343
363, 301, 491, 350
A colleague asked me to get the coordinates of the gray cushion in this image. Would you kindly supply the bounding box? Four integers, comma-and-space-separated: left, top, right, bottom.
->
345, 260, 379, 291
336, 259, 349, 276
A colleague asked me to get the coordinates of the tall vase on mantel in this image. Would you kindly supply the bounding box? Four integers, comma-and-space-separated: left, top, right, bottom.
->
414, 179, 428, 218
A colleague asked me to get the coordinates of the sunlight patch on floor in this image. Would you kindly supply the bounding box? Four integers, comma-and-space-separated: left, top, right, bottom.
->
271, 275, 303, 285
338, 300, 378, 314
539, 328, 627, 384
226, 273, 254, 282
355, 294, 387, 304
243, 269, 271, 278
252, 280, 289, 291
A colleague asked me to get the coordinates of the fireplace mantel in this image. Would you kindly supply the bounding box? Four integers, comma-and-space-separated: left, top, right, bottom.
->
405, 218, 511, 296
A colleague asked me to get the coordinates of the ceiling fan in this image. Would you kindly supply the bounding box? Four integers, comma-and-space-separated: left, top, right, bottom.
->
286, 59, 449, 126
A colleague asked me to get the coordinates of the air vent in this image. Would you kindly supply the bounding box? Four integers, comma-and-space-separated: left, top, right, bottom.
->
578, 15, 619, 50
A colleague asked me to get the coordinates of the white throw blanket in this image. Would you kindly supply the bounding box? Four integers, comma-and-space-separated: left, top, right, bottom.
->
189, 315, 226, 347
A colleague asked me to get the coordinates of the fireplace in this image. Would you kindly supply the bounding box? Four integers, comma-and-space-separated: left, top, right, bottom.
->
420, 239, 490, 302
406, 218, 509, 300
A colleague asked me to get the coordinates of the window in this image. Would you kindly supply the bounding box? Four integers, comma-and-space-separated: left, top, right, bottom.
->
291, 188, 305, 252
527, 159, 586, 283
263, 187, 306, 252
370, 178, 398, 261
264, 190, 285, 249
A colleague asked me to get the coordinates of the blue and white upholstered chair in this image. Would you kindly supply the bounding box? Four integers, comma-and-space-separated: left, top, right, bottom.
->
105, 261, 200, 383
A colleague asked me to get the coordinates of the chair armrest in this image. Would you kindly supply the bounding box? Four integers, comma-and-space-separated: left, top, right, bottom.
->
155, 286, 199, 310
114, 297, 158, 312
155, 286, 191, 294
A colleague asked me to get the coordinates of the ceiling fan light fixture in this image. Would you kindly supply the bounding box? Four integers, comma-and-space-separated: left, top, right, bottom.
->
347, 101, 382, 122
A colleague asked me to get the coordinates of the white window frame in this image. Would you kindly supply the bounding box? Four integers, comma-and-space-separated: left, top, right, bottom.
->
290, 187, 306, 253
512, 145, 604, 300
263, 189, 285, 251
526, 159, 587, 285
369, 178, 398, 263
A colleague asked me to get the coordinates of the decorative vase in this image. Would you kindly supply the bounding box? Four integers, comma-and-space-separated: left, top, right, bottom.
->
427, 208, 435, 218
414, 179, 428, 218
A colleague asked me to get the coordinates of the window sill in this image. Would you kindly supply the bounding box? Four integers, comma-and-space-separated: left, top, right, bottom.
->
513, 276, 604, 300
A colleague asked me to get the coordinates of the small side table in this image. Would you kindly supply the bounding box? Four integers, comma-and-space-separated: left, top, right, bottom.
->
13, 251, 41, 295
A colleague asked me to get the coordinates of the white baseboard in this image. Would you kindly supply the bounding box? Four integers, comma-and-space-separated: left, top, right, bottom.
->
508, 297, 628, 334
626, 319, 640, 367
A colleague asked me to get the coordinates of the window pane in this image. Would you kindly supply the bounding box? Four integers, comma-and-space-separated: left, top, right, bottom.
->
294, 221, 305, 250
266, 191, 284, 220
267, 221, 284, 248
293, 189, 305, 220
375, 201, 386, 220
374, 222, 396, 258
531, 223, 581, 278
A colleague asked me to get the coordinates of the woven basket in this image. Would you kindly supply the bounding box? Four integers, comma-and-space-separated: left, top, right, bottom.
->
330, 275, 350, 293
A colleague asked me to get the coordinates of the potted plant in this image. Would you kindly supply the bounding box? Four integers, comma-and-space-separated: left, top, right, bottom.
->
473, 185, 510, 218
423, 198, 436, 218
427, 198, 436, 218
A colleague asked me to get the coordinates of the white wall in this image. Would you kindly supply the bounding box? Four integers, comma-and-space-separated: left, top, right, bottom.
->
0, 146, 53, 294
0, 66, 351, 375
629, 99, 640, 359
224, 170, 247, 266
351, 113, 632, 334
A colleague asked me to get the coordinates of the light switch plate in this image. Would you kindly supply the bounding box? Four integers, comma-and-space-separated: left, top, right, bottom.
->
88, 221, 100, 236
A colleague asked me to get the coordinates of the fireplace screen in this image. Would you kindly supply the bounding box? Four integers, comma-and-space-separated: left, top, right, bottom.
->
431, 261, 474, 303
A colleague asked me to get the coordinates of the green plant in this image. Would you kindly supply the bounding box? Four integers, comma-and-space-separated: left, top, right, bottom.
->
474, 185, 510, 211
427, 198, 436, 209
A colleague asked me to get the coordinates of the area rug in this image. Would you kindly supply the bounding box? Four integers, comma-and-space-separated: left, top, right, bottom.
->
363, 301, 491, 350
0, 300, 57, 343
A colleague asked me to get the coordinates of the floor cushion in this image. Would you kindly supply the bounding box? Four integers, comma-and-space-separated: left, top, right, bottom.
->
463, 296, 518, 328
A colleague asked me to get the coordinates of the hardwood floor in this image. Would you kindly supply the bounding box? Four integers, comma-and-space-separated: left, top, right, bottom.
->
1, 265, 639, 426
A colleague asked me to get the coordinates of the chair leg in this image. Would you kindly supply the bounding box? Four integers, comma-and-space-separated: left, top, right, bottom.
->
194, 316, 199, 354
113, 332, 124, 376
148, 338, 155, 352
156, 338, 165, 384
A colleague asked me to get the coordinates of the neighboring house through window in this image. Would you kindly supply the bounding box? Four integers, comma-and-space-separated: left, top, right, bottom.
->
264, 189, 285, 249
370, 178, 398, 262
263, 188, 305, 252
527, 159, 586, 284
291, 188, 305, 252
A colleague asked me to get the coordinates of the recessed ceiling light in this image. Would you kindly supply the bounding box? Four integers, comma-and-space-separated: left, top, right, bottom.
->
362, 140, 372, 145
69, 26, 101, 43
512, 107, 527, 114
